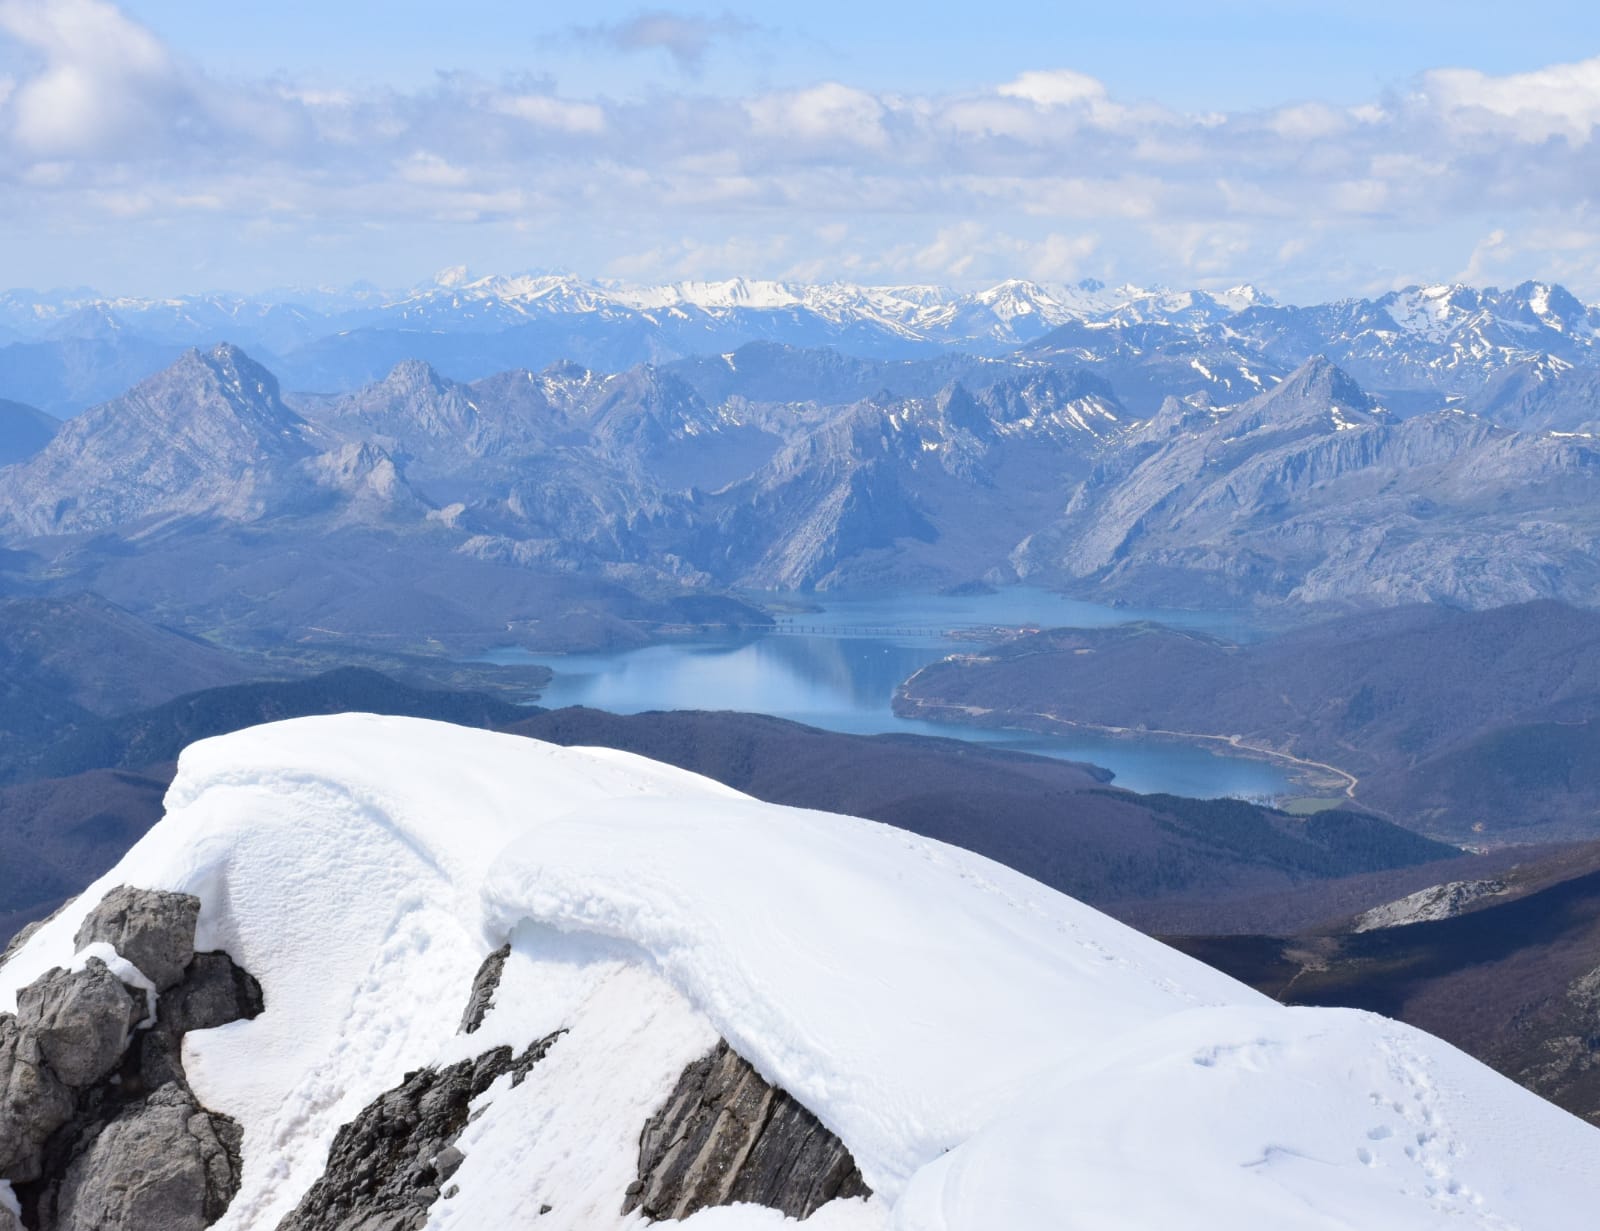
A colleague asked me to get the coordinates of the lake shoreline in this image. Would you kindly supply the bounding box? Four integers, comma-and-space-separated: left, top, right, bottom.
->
472, 587, 1297, 800
890, 684, 1360, 804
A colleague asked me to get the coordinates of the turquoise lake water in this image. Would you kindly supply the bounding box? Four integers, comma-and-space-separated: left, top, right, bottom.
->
478, 588, 1296, 801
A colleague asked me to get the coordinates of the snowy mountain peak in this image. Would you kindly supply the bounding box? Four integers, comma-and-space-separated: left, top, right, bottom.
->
1378, 280, 1596, 346
43, 302, 127, 342
1211, 283, 1273, 311
6, 275, 1599, 419
2, 716, 1596, 1231
191, 342, 287, 408
1516, 279, 1593, 335
608, 277, 806, 312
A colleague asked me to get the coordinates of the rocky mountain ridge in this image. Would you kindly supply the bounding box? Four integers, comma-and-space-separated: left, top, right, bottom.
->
0, 347, 319, 539
5, 340, 1600, 612
1013, 356, 1600, 607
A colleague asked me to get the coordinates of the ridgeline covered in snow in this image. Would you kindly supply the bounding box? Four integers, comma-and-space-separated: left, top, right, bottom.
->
2, 715, 1597, 1229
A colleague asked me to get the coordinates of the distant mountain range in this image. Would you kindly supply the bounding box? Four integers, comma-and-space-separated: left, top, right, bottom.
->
2, 270, 1600, 631
4, 328, 1600, 622
1013, 356, 1600, 608
3, 273, 1596, 415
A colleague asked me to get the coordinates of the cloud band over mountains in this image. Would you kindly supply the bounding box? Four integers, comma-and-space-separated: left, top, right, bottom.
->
1, 0, 1599, 298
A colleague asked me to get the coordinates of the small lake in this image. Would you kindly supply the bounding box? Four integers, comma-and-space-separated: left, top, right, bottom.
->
478, 588, 1295, 801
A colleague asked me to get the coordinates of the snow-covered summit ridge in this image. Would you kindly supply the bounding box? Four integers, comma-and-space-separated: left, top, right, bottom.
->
1378, 281, 1596, 343
2, 714, 1596, 1230
376, 272, 1279, 335
0, 274, 1276, 343
14, 275, 1600, 378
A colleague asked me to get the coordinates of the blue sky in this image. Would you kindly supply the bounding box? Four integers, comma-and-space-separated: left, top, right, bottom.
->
3, 1, 1600, 300
119, 2, 1597, 108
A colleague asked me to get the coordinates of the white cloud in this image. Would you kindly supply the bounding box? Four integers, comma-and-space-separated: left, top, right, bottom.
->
997, 69, 1106, 108
398, 152, 472, 188
1267, 103, 1351, 141
746, 83, 888, 148
1029, 232, 1100, 280
1144, 222, 1254, 277
493, 92, 607, 135
2, 5, 1600, 298
1006, 175, 1163, 221
940, 98, 1051, 141
1330, 178, 1391, 215
603, 232, 797, 281
910, 221, 987, 278
985, 69, 1147, 135
1458, 227, 1511, 283
1421, 57, 1600, 144
0, 0, 186, 154
866, 222, 1102, 285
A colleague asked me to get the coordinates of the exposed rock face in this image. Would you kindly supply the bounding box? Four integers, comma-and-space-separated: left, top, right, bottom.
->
0, 344, 317, 538
0, 886, 262, 1231
0, 1017, 75, 1182
124, 952, 265, 1098
623, 1040, 871, 1222
13, 903, 865, 1229
457, 944, 510, 1035
278, 1031, 564, 1231
74, 887, 201, 992
43, 1084, 242, 1231
1013, 354, 1600, 609
1509, 962, 1600, 1125
294, 950, 868, 1227
15, 962, 143, 1090
1353, 879, 1510, 932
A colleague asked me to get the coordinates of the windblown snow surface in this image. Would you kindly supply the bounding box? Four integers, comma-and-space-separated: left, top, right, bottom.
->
3, 714, 1597, 1229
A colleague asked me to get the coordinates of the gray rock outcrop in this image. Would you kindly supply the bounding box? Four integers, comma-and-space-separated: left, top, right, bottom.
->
13, 902, 871, 1229
457, 944, 510, 1035
74, 886, 201, 992
623, 1040, 870, 1222
1353, 879, 1510, 932
15, 963, 143, 1090
278, 1031, 564, 1231
128, 953, 264, 1095
0, 1017, 75, 1182
42, 1084, 242, 1231
0, 886, 262, 1231
0, 344, 317, 538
